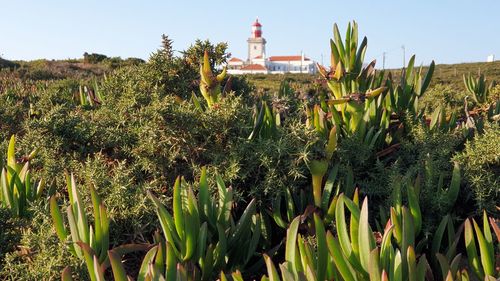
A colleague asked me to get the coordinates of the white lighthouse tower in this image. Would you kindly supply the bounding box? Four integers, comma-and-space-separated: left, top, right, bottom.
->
247, 18, 266, 62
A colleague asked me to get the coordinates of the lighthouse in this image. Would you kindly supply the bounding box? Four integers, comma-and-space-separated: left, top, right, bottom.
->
227, 18, 317, 75
247, 18, 267, 62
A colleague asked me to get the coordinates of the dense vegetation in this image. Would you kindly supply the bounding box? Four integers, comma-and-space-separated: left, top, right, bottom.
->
0, 22, 498, 281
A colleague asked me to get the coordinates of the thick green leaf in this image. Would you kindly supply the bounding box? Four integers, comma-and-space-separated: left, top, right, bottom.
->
98, 204, 109, 262
271, 195, 287, 229
172, 177, 185, 241
285, 216, 301, 276
77, 242, 98, 281
183, 185, 200, 261
50, 196, 68, 242
464, 218, 483, 279
392, 250, 402, 281
431, 215, 449, 264
196, 222, 208, 263
380, 225, 394, 270
1, 169, 13, 210
90, 185, 102, 256
429, 106, 442, 131
314, 214, 327, 281
472, 218, 494, 276
166, 242, 177, 281
69, 174, 89, 245
7, 135, 16, 171
148, 191, 181, 256
213, 223, 227, 269
245, 214, 262, 264
407, 185, 422, 236
407, 246, 417, 281
263, 254, 280, 281
321, 163, 339, 211
446, 162, 461, 207
108, 250, 128, 281
198, 167, 211, 223
369, 248, 381, 281
358, 198, 375, 273
416, 255, 430, 281
67, 205, 83, 259
138, 246, 159, 281
216, 175, 232, 227
421, 61, 435, 94
230, 198, 256, 245
326, 232, 356, 281
481, 211, 494, 265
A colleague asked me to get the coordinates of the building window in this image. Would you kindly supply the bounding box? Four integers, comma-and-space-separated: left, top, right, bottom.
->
254, 46, 257, 50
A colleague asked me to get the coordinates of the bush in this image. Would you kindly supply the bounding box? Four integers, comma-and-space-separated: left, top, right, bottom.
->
83, 52, 108, 64
454, 122, 499, 216
421, 83, 468, 115
0, 202, 84, 280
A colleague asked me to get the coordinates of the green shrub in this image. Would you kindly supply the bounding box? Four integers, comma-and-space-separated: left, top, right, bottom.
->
454, 122, 499, 216
421, 84, 467, 115
0, 202, 84, 280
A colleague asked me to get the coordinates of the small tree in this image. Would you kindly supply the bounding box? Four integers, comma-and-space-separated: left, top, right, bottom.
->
149, 34, 174, 66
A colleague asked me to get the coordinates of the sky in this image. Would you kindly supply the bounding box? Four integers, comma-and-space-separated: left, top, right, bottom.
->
1, 0, 499, 69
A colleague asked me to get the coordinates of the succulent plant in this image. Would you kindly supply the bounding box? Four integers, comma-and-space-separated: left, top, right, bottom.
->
147, 167, 262, 280
50, 173, 109, 265
0, 135, 44, 217
199, 50, 227, 108
463, 73, 492, 104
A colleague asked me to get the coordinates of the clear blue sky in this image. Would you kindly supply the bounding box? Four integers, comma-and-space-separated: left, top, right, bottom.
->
1, 0, 499, 68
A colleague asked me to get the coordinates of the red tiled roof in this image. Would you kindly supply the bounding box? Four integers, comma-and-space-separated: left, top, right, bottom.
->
269, 55, 310, 61
229, 57, 243, 62
241, 64, 267, 71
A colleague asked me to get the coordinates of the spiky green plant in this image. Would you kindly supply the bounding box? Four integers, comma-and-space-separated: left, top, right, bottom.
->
464, 211, 499, 280
463, 73, 492, 104
61, 242, 149, 281
389, 55, 435, 117
429, 215, 468, 281
428, 106, 458, 133
248, 98, 279, 140
303, 100, 342, 208
262, 213, 333, 281
316, 22, 435, 151
269, 163, 341, 228
78, 82, 103, 107
263, 194, 432, 281
0, 135, 44, 217
199, 50, 227, 107
147, 167, 261, 280
50, 173, 110, 267
422, 157, 462, 212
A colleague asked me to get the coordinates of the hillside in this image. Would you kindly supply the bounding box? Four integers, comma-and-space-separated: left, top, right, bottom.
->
388, 60, 500, 91
244, 60, 500, 93
0, 56, 144, 80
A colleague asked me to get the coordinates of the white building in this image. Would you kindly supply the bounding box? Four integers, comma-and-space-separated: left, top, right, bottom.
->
228, 19, 316, 75
487, 54, 495, 62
